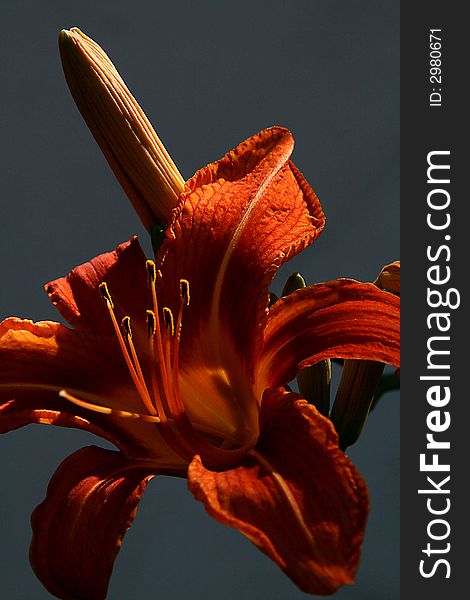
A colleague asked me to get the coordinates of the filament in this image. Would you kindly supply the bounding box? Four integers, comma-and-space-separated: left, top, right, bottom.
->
94, 270, 248, 468
59, 389, 160, 423
98, 282, 155, 415
121, 316, 158, 417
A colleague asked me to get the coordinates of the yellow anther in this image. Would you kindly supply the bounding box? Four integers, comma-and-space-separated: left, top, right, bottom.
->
163, 307, 174, 336
98, 281, 114, 308
121, 316, 132, 338
180, 279, 190, 306
146, 259, 156, 287
146, 310, 156, 336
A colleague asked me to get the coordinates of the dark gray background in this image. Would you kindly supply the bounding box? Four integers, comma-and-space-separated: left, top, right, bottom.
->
0, 1, 399, 598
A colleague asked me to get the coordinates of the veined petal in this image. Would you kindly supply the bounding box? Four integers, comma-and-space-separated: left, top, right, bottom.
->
30, 446, 155, 600
45, 237, 149, 337
44, 236, 261, 460
188, 390, 368, 595
258, 280, 400, 391
59, 28, 184, 228
158, 127, 325, 372
0, 317, 183, 466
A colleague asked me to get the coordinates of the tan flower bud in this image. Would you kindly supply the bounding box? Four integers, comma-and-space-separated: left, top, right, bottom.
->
59, 28, 185, 229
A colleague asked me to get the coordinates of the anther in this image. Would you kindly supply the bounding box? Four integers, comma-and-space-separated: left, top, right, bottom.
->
163, 307, 174, 336
146, 260, 156, 287
146, 310, 156, 336
99, 281, 114, 308
121, 316, 132, 338
180, 279, 190, 306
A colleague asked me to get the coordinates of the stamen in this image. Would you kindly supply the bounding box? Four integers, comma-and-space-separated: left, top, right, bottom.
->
171, 278, 214, 459
161, 305, 181, 423
146, 309, 156, 337
95, 275, 244, 468
146, 309, 170, 424
144, 262, 185, 444
180, 279, 190, 306
174, 279, 189, 347
98, 281, 156, 417
146, 260, 171, 399
146, 259, 156, 287
172, 283, 188, 417
173, 279, 190, 411
121, 314, 158, 417
99, 281, 114, 308
59, 390, 160, 423
163, 307, 174, 336
96, 272, 247, 467
144, 292, 194, 460
171, 280, 218, 462
121, 315, 132, 337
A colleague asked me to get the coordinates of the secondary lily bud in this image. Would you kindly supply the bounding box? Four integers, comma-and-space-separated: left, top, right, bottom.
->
280, 272, 332, 415
281, 272, 306, 297
297, 360, 331, 417
374, 261, 400, 295
59, 28, 185, 230
330, 359, 385, 450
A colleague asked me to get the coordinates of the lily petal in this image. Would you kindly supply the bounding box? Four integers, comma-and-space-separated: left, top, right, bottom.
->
0, 317, 182, 465
188, 389, 368, 595
258, 279, 400, 391
158, 127, 325, 370
59, 28, 185, 228
45, 237, 149, 337
30, 445, 155, 600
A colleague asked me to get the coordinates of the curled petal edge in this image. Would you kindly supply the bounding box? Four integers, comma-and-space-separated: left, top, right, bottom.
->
188, 389, 369, 595
259, 279, 400, 391
30, 445, 156, 600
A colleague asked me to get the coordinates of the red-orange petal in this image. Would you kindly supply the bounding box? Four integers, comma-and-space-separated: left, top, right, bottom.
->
45, 237, 150, 338
157, 127, 325, 370
0, 317, 172, 461
30, 446, 155, 600
188, 389, 368, 595
259, 279, 400, 391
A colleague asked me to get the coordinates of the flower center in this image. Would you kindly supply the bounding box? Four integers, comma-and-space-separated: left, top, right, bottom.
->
60, 260, 255, 470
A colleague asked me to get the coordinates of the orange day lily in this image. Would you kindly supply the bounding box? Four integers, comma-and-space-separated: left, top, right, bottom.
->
0, 29, 400, 599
